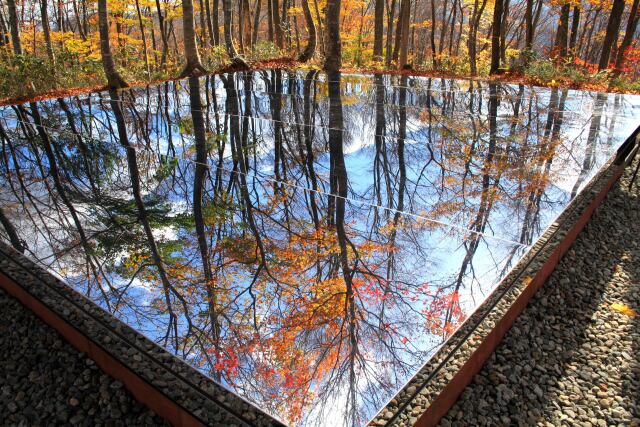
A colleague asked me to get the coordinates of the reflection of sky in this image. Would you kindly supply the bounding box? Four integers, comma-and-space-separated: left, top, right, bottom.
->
0, 71, 639, 427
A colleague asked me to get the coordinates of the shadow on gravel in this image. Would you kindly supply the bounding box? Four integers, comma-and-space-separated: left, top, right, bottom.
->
618, 179, 640, 423
441, 177, 640, 426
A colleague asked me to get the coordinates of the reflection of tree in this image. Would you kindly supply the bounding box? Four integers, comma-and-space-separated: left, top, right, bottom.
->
0, 72, 627, 427
0, 206, 23, 252
328, 70, 360, 427
190, 76, 223, 381
110, 89, 191, 349
570, 92, 605, 198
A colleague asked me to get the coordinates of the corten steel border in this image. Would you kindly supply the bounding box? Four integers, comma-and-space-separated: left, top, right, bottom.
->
370, 128, 640, 427
0, 271, 204, 427
0, 245, 285, 426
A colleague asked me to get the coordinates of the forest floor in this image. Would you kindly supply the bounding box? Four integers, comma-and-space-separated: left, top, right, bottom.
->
2, 58, 639, 107
440, 158, 640, 426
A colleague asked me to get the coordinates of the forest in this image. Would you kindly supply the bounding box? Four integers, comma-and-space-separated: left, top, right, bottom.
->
0, 0, 639, 101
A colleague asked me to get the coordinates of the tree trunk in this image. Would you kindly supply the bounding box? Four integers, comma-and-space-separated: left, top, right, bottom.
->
598, 0, 625, 70
568, 5, 580, 58
252, 0, 262, 46
468, 0, 487, 75
373, 0, 384, 60
179, 0, 207, 77
398, 0, 410, 68
212, 0, 220, 44
223, 0, 248, 66
134, 0, 151, 76
385, 0, 396, 65
272, 0, 284, 48
392, 0, 403, 61
98, 0, 128, 88
154, 0, 170, 67
524, 0, 533, 51
489, 0, 504, 74
553, 2, 570, 60
40, 0, 56, 66
613, 0, 639, 75
0, 10, 10, 46
198, 0, 208, 45
7, 0, 22, 54
323, 0, 341, 72
298, 0, 316, 61
205, 0, 215, 45
499, 0, 510, 65
429, 0, 437, 65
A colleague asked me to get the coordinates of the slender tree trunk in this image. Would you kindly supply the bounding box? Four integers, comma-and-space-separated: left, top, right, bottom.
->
429, 0, 437, 65
272, 0, 283, 48
179, 0, 207, 76
198, 0, 207, 44
468, 0, 487, 75
238, 0, 246, 52
568, 5, 580, 58
205, 0, 215, 46
385, 0, 396, 65
70, 0, 86, 39
298, 0, 316, 61
392, 0, 403, 61
323, 0, 341, 72
223, 0, 248, 66
98, 0, 128, 88
267, 0, 274, 40
154, 0, 170, 67
252, 0, 262, 46
134, 0, 151, 76
398, 0, 410, 68
448, 0, 458, 54
7, 0, 22, 54
499, 0, 509, 65
0, 10, 10, 46
212, 0, 220, 44
598, 0, 625, 70
56, 0, 64, 30
282, 0, 291, 47
40, 0, 56, 66
373, 0, 384, 61
312, 0, 324, 54
614, 0, 639, 75
242, 0, 252, 50
524, 0, 533, 51
553, 2, 570, 60
490, 0, 504, 74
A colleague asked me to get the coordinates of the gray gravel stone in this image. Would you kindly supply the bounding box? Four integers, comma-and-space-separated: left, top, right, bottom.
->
0, 288, 168, 426
440, 158, 640, 426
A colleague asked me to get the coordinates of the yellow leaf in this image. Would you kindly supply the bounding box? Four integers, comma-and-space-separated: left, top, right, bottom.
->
611, 303, 637, 317
522, 276, 533, 286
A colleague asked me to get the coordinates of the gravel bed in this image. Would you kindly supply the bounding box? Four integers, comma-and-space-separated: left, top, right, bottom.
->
0, 287, 168, 427
440, 160, 640, 426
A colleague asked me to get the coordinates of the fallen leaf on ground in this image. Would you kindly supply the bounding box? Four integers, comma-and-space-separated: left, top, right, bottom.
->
611, 303, 638, 317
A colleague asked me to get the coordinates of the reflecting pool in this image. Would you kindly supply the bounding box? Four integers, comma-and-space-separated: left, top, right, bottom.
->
0, 70, 638, 426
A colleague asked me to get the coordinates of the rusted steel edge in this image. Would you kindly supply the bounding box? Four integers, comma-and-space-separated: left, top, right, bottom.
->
0, 271, 205, 427
412, 146, 637, 427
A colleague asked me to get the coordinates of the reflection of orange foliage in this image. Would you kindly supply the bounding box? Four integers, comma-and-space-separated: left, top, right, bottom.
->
229, 224, 388, 423
421, 289, 464, 335
209, 347, 240, 377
